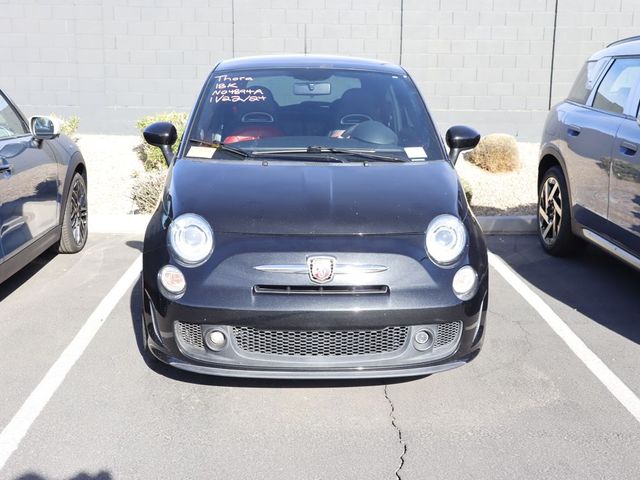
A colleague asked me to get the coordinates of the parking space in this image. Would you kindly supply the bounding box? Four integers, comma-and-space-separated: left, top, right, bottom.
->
488, 235, 640, 395
0, 236, 141, 430
0, 233, 639, 479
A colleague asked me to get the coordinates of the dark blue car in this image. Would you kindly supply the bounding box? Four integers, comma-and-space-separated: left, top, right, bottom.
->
538, 36, 640, 269
0, 89, 88, 284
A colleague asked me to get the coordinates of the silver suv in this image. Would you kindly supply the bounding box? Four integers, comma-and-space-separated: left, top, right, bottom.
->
538, 36, 640, 269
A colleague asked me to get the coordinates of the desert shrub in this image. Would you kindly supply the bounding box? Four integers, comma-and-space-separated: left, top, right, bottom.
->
460, 177, 473, 204
136, 112, 188, 171
49, 114, 80, 138
131, 169, 167, 214
464, 134, 520, 173
60, 115, 80, 137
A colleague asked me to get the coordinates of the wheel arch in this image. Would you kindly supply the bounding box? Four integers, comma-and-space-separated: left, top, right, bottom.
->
59, 151, 87, 225
538, 145, 573, 202
538, 144, 580, 234
74, 160, 87, 181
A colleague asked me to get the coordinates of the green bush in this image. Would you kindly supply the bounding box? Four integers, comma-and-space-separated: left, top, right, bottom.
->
49, 114, 80, 138
136, 112, 188, 171
130, 169, 167, 214
61, 115, 80, 137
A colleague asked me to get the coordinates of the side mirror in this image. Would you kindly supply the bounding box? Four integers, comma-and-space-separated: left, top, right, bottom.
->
143, 122, 178, 165
30, 116, 61, 140
445, 125, 480, 164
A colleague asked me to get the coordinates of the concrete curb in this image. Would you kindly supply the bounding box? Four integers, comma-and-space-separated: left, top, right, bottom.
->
477, 215, 536, 235
89, 214, 537, 236
90, 214, 151, 235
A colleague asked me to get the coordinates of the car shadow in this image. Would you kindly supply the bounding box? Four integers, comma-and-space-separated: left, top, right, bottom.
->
125, 240, 143, 252
0, 250, 57, 302
128, 276, 424, 388
14, 472, 111, 480
487, 234, 640, 345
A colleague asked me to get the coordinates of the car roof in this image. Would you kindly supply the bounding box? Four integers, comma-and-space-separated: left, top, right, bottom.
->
214, 54, 407, 75
590, 36, 640, 60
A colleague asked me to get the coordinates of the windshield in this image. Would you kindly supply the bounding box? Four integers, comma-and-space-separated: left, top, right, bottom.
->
188, 68, 443, 161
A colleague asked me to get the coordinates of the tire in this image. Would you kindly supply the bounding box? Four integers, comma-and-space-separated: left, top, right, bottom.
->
537, 166, 577, 256
58, 172, 88, 254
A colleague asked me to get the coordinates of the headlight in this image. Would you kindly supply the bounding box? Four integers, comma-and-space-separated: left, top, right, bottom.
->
168, 213, 214, 266
425, 214, 467, 265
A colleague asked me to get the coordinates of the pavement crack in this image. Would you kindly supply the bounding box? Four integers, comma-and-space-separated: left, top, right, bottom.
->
384, 384, 406, 480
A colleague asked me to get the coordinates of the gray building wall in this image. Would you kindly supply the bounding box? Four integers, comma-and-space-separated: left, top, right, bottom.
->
1, 0, 639, 139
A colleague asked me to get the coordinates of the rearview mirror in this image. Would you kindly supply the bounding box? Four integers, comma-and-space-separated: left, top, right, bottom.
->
445, 125, 481, 164
143, 122, 177, 165
30, 116, 61, 140
293, 82, 331, 95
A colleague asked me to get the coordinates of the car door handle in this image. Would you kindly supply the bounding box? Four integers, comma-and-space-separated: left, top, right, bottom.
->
567, 125, 581, 137
620, 141, 638, 156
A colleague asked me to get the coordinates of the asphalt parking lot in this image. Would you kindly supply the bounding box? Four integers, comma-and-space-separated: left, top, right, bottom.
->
0, 233, 639, 480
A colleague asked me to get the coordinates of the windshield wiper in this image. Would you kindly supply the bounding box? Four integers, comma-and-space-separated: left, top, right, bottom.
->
253, 146, 407, 163
248, 147, 348, 163
313, 147, 408, 163
188, 138, 251, 158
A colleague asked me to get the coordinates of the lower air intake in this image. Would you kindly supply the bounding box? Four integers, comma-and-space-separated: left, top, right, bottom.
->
176, 321, 204, 350
434, 321, 462, 349
232, 326, 409, 356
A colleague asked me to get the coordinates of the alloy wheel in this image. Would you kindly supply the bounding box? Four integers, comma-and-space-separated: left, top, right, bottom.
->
70, 177, 88, 246
538, 176, 562, 245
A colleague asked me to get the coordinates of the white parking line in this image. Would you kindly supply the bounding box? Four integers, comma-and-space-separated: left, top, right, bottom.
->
488, 251, 640, 423
0, 255, 142, 472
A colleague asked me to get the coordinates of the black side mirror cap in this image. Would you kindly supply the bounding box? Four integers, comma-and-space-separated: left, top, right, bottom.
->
143, 122, 178, 165
445, 125, 481, 164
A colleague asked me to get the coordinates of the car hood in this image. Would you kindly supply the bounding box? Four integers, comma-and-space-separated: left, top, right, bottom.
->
167, 158, 464, 235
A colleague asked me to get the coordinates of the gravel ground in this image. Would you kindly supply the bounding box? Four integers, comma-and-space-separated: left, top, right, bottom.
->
458, 142, 539, 216
456, 142, 540, 215
75, 134, 538, 217
76, 134, 144, 215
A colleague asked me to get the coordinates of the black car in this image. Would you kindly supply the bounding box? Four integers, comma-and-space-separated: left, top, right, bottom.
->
141, 55, 487, 379
538, 36, 640, 268
0, 90, 88, 284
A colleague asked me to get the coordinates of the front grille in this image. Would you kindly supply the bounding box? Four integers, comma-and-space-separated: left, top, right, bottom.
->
176, 321, 204, 349
253, 285, 389, 295
232, 326, 409, 356
434, 321, 462, 348
176, 321, 463, 359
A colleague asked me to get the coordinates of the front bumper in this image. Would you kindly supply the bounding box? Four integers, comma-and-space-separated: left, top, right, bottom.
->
143, 297, 487, 379
149, 342, 482, 379
142, 219, 488, 379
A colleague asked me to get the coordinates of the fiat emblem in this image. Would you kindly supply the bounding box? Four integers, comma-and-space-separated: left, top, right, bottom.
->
307, 256, 336, 283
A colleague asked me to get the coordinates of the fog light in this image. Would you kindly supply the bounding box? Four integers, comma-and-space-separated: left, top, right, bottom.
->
413, 329, 433, 351
415, 330, 430, 344
158, 265, 186, 299
452, 265, 478, 301
205, 329, 227, 351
